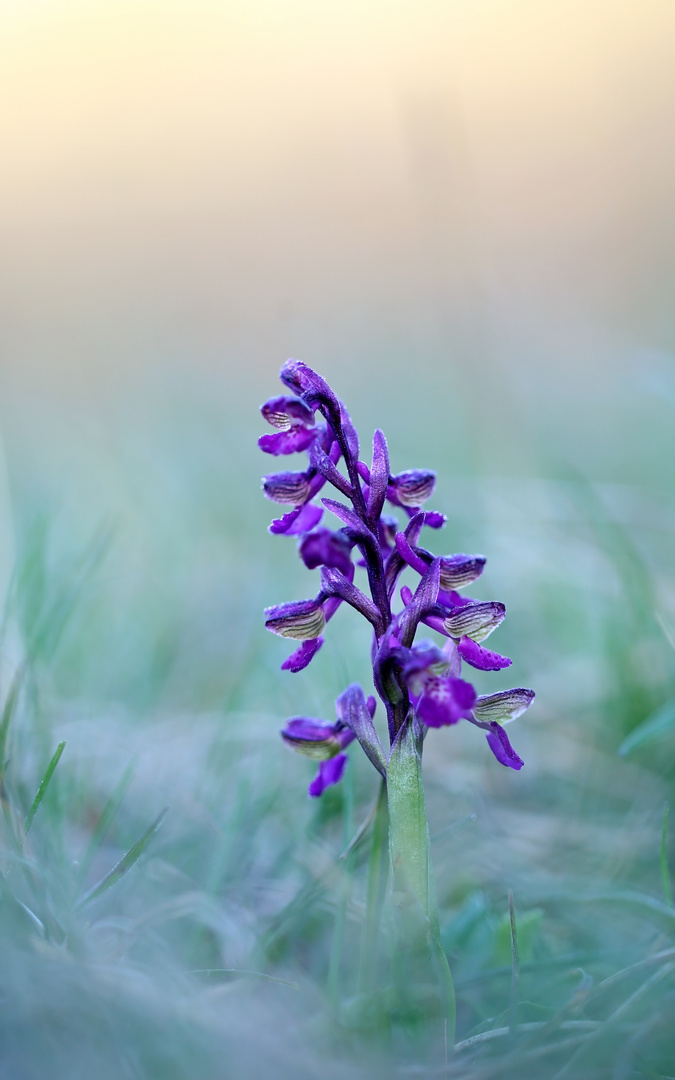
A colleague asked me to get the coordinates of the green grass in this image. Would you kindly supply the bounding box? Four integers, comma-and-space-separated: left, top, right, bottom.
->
0, 372, 674, 1079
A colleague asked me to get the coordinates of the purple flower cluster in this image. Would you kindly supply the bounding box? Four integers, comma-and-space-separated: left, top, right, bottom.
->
260, 361, 534, 796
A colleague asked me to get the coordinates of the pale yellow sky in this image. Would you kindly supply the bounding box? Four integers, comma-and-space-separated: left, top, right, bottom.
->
2, 0, 673, 215
1, 0, 674, 396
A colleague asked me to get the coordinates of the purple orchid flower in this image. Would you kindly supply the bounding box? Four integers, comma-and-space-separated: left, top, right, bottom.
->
281, 717, 356, 797
260, 360, 535, 794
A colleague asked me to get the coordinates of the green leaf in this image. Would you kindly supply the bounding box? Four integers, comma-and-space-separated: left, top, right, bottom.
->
619, 699, 675, 756
77, 806, 168, 907
0, 663, 26, 774
22, 741, 66, 841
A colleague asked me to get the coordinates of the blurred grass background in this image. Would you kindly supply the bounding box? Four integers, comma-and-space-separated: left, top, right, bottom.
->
1, 0, 675, 1076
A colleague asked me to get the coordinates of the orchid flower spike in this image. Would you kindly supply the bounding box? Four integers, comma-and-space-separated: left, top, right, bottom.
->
260, 359, 534, 796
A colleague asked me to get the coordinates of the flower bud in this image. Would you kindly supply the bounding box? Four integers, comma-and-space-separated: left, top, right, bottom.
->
279, 360, 340, 413
265, 599, 326, 640
444, 601, 506, 643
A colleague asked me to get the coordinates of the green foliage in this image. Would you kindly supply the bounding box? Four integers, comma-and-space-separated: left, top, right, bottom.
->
493, 906, 543, 968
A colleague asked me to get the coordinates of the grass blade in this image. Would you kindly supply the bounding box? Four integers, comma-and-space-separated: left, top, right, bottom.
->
508, 890, 520, 1035
0, 662, 26, 774
619, 699, 675, 756
571, 889, 675, 931
22, 741, 65, 842
77, 806, 168, 908
190, 968, 299, 989
75, 763, 135, 888
431, 812, 477, 844
661, 801, 673, 908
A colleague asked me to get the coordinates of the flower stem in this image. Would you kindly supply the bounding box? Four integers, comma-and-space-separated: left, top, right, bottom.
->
359, 778, 389, 994
386, 715, 456, 1049
328, 761, 355, 1001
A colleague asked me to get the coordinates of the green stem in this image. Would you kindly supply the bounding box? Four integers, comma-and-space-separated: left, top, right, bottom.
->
328, 763, 354, 1001
386, 717, 456, 1049
359, 779, 389, 993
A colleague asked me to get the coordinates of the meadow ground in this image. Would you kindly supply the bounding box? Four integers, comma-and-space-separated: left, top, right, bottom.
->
0, 362, 674, 1079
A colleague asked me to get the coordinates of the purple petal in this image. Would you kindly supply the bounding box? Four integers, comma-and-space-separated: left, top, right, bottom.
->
474, 688, 535, 724
258, 428, 317, 456
437, 588, 475, 609
417, 675, 476, 728
417, 681, 458, 726
444, 601, 506, 643
452, 677, 478, 710
299, 529, 353, 575
261, 395, 315, 430
264, 599, 326, 640
400, 584, 413, 606
305, 472, 328, 503
424, 511, 447, 529
403, 512, 427, 546
457, 637, 512, 671
394, 531, 429, 576
401, 640, 447, 682
485, 724, 524, 770
439, 554, 486, 591
322, 595, 343, 622
283, 717, 339, 743
420, 613, 450, 636
269, 503, 323, 535
308, 753, 348, 797
405, 511, 446, 533
281, 637, 324, 672
262, 470, 311, 505
387, 470, 436, 508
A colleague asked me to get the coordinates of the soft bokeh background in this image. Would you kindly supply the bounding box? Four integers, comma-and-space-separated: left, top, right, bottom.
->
1, 1, 675, 1076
